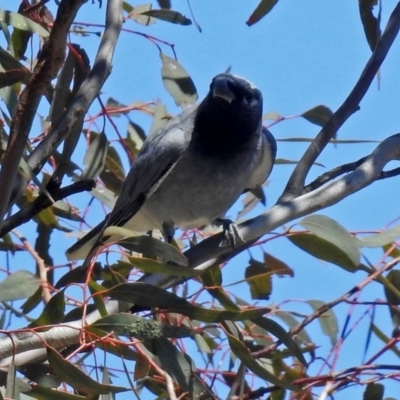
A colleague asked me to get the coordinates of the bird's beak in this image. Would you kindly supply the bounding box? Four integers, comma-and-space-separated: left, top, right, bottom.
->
212, 81, 235, 103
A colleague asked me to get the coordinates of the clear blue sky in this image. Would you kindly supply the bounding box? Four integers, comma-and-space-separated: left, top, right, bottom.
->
5, 1, 400, 398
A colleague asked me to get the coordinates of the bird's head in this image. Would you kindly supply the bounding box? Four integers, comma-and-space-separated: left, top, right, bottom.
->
194, 73, 263, 152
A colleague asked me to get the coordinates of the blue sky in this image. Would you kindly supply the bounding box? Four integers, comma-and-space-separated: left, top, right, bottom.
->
3, 1, 400, 398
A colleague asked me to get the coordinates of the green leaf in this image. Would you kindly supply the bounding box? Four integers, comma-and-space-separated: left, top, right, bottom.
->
107, 283, 270, 322
0, 10, 49, 37
299, 214, 360, 268
252, 317, 307, 366
127, 4, 156, 25
160, 51, 198, 107
26, 385, 93, 399
125, 258, 202, 277
384, 270, 400, 305
245, 254, 294, 300
29, 290, 66, 328
359, 0, 381, 52
246, 0, 279, 26
141, 9, 191, 25
0, 270, 41, 302
148, 100, 170, 136
273, 310, 312, 344
289, 233, 359, 272
100, 144, 125, 195
125, 120, 146, 155
47, 347, 128, 395
81, 131, 108, 180
152, 338, 215, 398
363, 382, 384, 400
90, 314, 194, 339
103, 226, 188, 266
301, 105, 334, 127
353, 224, 400, 247
307, 300, 339, 346
0, 62, 18, 116
222, 322, 296, 389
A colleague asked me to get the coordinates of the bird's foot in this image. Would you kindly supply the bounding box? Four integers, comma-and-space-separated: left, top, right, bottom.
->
215, 218, 245, 248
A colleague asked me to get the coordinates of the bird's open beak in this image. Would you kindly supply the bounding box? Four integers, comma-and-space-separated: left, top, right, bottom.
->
212, 81, 235, 103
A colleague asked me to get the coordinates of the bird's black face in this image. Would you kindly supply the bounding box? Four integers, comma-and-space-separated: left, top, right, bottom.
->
194, 73, 263, 154
210, 73, 263, 119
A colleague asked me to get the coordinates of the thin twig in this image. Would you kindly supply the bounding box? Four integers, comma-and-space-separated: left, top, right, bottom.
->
278, 3, 400, 202
0, 180, 95, 238
12, 229, 51, 303
0, 0, 85, 226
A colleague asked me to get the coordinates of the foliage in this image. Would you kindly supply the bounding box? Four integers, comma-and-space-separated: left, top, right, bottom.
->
0, 1, 400, 399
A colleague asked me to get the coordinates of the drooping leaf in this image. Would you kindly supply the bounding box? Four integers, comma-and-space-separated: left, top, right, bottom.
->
107, 283, 270, 322
301, 105, 334, 127
47, 347, 128, 395
354, 224, 400, 248
100, 144, 125, 195
289, 232, 358, 272
148, 100, 170, 137
251, 316, 307, 366
222, 321, 296, 389
245, 253, 293, 300
246, 0, 279, 26
128, 4, 156, 25
152, 338, 215, 398
299, 214, 360, 268
125, 120, 146, 156
81, 131, 108, 180
160, 51, 198, 107
307, 300, 339, 346
27, 384, 91, 399
363, 382, 384, 400
141, 9, 191, 25
359, 0, 381, 52
0, 270, 41, 302
29, 290, 66, 328
0, 10, 49, 37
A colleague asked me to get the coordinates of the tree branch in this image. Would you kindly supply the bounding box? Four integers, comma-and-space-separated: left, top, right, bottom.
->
26, 0, 123, 176
0, 180, 95, 238
278, 2, 400, 203
2, 134, 400, 363
0, 0, 86, 226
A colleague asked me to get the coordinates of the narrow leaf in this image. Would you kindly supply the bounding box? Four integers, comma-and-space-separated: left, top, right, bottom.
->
307, 300, 339, 346
301, 105, 334, 127
359, 0, 381, 52
141, 9, 191, 25
81, 131, 108, 180
160, 51, 198, 107
299, 214, 360, 267
354, 224, 400, 247
289, 233, 359, 272
47, 347, 128, 395
107, 283, 270, 322
246, 0, 279, 26
0, 270, 41, 302
0, 10, 49, 37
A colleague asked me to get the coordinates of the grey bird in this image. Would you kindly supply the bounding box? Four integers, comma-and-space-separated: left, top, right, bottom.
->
66, 73, 277, 262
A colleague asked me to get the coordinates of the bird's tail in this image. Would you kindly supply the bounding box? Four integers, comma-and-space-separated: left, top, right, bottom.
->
66, 220, 105, 261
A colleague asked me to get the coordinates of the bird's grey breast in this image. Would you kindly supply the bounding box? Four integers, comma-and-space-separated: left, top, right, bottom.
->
142, 140, 260, 228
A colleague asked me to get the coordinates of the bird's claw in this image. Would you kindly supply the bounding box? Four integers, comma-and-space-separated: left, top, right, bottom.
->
216, 218, 245, 248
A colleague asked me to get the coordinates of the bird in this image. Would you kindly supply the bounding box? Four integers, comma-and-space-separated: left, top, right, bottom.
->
66, 73, 277, 262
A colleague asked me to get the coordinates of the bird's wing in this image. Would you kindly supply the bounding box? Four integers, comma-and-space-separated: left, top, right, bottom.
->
104, 105, 197, 230
66, 105, 196, 261
245, 127, 277, 203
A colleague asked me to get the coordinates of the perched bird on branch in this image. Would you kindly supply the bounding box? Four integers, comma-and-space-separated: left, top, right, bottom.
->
66, 73, 277, 262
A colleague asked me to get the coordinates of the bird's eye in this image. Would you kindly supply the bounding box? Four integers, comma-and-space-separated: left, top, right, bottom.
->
245, 94, 255, 103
